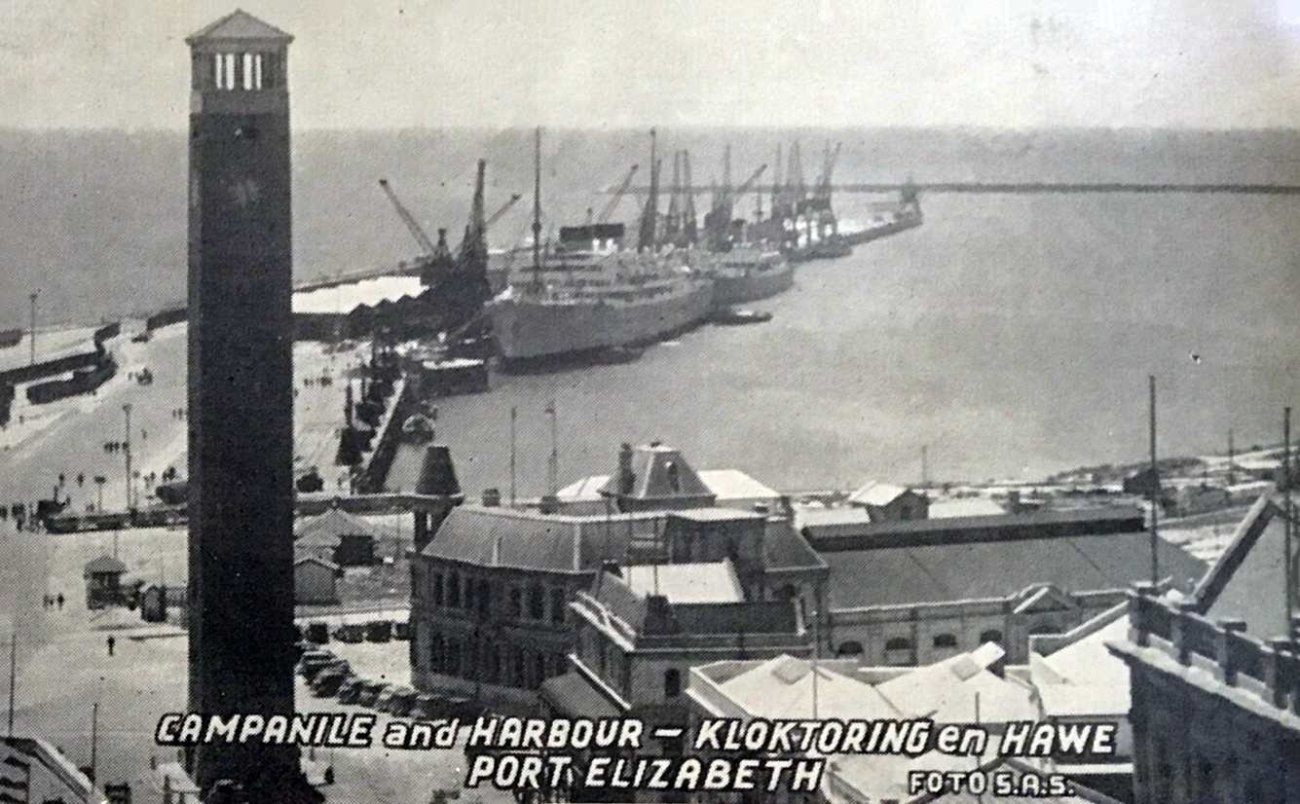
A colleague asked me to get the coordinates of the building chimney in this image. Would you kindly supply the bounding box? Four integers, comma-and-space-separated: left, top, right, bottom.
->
618, 442, 635, 496
481, 488, 501, 507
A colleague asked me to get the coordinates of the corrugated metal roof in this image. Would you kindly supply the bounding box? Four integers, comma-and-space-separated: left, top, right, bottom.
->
83, 555, 126, 575
847, 481, 914, 507
762, 519, 828, 573
806, 505, 1147, 550
826, 530, 1205, 609
1197, 493, 1292, 639
295, 508, 382, 548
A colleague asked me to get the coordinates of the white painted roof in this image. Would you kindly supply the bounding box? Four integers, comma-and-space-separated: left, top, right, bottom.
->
292, 275, 425, 315
622, 560, 743, 604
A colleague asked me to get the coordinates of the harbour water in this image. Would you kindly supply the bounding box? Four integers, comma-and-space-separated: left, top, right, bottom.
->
0, 129, 1297, 496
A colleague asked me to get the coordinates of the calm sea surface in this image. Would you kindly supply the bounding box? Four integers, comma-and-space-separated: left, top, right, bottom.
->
0, 128, 1296, 493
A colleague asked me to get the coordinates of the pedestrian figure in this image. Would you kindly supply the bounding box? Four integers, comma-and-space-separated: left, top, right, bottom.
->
77, 473, 85, 487
107, 636, 115, 656
56, 593, 64, 610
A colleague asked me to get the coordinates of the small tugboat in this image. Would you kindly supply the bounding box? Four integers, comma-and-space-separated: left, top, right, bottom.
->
710, 307, 773, 326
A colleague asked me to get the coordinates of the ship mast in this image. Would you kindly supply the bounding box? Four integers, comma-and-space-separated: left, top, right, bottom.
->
682, 150, 697, 246
638, 128, 659, 252
531, 127, 542, 290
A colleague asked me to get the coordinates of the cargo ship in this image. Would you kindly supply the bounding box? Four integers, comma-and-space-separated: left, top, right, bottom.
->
489, 129, 714, 367
705, 244, 793, 306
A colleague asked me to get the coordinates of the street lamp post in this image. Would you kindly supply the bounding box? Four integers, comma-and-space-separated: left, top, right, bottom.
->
122, 404, 133, 511
28, 291, 38, 366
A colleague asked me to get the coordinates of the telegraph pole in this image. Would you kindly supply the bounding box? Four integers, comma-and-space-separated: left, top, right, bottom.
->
28, 291, 38, 365
1284, 407, 1293, 633
122, 403, 133, 512
6, 632, 15, 737
89, 702, 98, 784
1148, 376, 1160, 588
509, 406, 517, 506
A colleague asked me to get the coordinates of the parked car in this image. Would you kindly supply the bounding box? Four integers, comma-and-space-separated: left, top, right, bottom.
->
297, 650, 338, 680
357, 681, 389, 709
364, 620, 392, 643
334, 624, 365, 644
382, 686, 418, 716
336, 677, 364, 705
410, 693, 445, 721
311, 668, 351, 697
305, 622, 330, 644
444, 694, 484, 720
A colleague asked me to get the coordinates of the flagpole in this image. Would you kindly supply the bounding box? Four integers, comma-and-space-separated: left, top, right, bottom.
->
509, 406, 517, 506
1285, 407, 1293, 635
1149, 376, 1159, 588
6, 632, 15, 737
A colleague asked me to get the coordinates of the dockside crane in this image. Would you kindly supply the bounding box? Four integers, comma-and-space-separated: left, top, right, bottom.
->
378, 178, 453, 286
486, 193, 524, 228
681, 151, 697, 245
598, 164, 640, 224
378, 178, 437, 257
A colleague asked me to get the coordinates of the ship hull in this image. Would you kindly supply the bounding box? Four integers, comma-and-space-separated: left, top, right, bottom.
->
710, 257, 795, 307
840, 208, 924, 247
492, 279, 715, 366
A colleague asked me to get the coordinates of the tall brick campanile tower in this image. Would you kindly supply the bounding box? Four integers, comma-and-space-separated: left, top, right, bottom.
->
185, 11, 315, 800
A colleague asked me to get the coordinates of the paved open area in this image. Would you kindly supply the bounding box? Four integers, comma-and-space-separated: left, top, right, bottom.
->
0, 519, 508, 803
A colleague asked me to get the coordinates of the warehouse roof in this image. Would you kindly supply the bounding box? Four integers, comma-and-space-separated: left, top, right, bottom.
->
804, 505, 1146, 551
826, 529, 1205, 610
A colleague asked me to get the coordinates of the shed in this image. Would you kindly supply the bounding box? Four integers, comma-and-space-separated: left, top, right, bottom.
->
847, 481, 930, 522
83, 555, 126, 610
294, 556, 340, 605
295, 506, 382, 566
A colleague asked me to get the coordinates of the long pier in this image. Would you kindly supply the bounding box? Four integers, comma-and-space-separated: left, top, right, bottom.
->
628, 182, 1300, 195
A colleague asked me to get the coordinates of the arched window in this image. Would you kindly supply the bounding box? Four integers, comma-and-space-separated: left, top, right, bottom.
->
932, 633, 958, 650
664, 668, 682, 698
979, 629, 1003, 646
477, 579, 492, 617
448, 572, 461, 608
509, 586, 523, 618
836, 641, 864, 657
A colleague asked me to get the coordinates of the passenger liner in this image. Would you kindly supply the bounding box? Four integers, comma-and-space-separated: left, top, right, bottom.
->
490, 128, 715, 367
490, 223, 714, 365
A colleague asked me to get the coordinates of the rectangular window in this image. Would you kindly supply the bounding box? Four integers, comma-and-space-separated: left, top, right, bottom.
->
253, 53, 264, 89
213, 54, 224, 90
550, 587, 567, 625
433, 574, 444, 607
510, 586, 523, 618
528, 584, 545, 620
242, 53, 254, 90
223, 54, 237, 90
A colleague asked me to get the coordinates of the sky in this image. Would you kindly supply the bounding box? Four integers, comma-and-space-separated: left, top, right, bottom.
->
2, 0, 1300, 130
